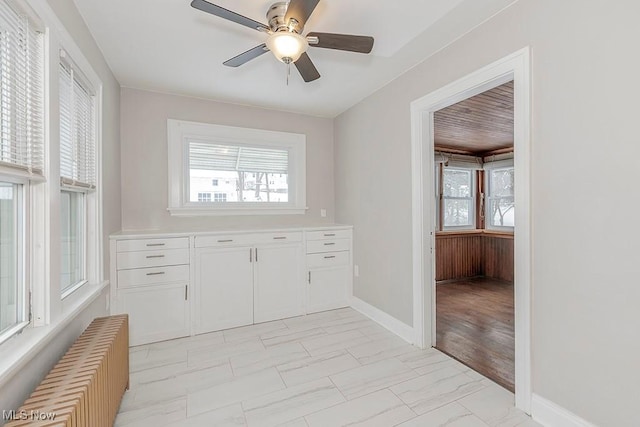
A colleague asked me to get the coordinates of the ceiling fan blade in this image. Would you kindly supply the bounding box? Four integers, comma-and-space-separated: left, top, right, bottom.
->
285, 0, 320, 30
191, 0, 270, 32
294, 52, 320, 82
307, 32, 374, 53
223, 44, 269, 67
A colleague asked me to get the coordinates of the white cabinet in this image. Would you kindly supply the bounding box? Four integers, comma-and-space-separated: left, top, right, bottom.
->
194, 246, 254, 334
194, 233, 305, 334
111, 237, 190, 346
254, 244, 304, 323
305, 229, 352, 314
118, 284, 189, 345
110, 226, 352, 345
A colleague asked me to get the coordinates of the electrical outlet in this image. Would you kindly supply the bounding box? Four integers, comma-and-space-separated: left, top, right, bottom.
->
320, 209, 327, 217
354, 265, 359, 277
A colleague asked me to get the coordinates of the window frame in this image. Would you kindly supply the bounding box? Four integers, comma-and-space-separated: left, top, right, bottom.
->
0, 174, 29, 345
58, 49, 100, 301
167, 119, 306, 216
59, 188, 87, 299
441, 166, 476, 230
484, 160, 515, 231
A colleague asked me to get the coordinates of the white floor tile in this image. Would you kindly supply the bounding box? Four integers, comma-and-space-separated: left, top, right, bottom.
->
457, 385, 533, 427
277, 351, 360, 387
390, 367, 486, 415
115, 398, 186, 427
224, 320, 288, 343
305, 389, 416, 427
397, 348, 460, 375
187, 368, 285, 417
260, 327, 327, 348
330, 358, 416, 400
188, 337, 265, 368
396, 402, 490, 427
242, 378, 345, 427
347, 335, 418, 365
300, 329, 371, 356
184, 403, 247, 426
230, 343, 309, 377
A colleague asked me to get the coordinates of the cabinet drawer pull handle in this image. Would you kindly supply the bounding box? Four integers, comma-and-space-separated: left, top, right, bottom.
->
218, 239, 233, 243
308, 271, 311, 284
273, 236, 287, 240
324, 233, 336, 237
324, 255, 336, 259
146, 255, 165, 259
146, 271, 165, 276
324, 243, 335, 246
146, 243, 165, 247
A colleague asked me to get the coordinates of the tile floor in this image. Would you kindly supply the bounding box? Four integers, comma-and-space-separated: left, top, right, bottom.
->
116, 308, 540, 427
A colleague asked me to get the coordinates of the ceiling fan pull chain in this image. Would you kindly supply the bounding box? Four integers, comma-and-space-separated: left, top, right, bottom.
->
286, 62, 291, 86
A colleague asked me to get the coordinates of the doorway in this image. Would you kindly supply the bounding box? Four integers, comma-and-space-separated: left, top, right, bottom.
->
433, 81, 515, 391
410, 48, 532, 412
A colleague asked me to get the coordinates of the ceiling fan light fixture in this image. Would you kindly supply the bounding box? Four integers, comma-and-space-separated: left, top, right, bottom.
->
266, 31, 308, 64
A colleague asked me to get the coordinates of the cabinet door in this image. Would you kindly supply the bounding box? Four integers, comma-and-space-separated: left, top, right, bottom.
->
307, 267, 350, 314
117, 284, 189, 346
195, 246, 254, 334
254, 244, 304, 323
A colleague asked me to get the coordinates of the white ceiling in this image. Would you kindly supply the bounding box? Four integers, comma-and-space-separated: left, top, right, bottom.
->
73, 0, 516, 117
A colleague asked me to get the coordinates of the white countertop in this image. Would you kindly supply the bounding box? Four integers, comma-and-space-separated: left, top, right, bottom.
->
110, 223, 353, 240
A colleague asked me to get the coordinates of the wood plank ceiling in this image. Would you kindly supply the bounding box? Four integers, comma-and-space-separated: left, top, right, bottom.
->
434, 81, 513, 154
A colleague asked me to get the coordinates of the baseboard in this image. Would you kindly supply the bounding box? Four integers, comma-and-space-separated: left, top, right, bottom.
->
350, 297, 414, 344
531, 394, 597, 427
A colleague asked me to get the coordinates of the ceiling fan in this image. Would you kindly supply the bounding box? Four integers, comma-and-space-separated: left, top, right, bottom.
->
191, 0, 375, 82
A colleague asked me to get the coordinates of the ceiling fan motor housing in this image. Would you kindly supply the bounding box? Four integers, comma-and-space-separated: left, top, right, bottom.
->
267, 2, 302, 33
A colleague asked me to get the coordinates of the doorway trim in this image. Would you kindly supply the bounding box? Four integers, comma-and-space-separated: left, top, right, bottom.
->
410, 47, 532, 412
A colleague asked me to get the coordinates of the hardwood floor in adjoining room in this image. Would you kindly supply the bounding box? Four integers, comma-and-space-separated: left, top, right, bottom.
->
436, 277, 515, 392
117, 308, 537, 427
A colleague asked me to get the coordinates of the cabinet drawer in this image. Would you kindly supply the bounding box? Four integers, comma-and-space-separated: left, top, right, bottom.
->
306, 251, 350, 268
306, 229, 351, 241
195, 232, 302, 248
117, 237, 189, 253
118, 265, 189, 288
117, 249, 189, 270
306, 238, 350, 254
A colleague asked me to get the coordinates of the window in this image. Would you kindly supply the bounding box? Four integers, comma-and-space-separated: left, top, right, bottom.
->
211, 179, 218, 186
0, 1, 43, 344
486, 166, 515, 229
59, 55, 96, 297
0, 181, 25, 338
442, 168, 475, 228
197, 192, 211, 202
168, 120, 306, 215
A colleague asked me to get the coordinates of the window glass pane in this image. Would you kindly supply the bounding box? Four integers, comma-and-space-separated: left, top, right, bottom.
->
0, 182, 18, 333
488, 167, 515, 228
489, 198, 515, 227
188, 142, 289, 203
444, 199, 473, 227
443, 169, 471, 197
61, 191, 84, 293
490, 168, 514, 197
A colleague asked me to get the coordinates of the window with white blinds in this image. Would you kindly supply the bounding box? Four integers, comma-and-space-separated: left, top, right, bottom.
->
0, 0, 44, 176
167, 120, 306, 215
59, 57, 95, 189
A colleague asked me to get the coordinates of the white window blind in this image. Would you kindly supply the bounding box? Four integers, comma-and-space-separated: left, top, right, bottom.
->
0, 1, 44, 176
188, 141, 289, 174
59, 56, 95, 189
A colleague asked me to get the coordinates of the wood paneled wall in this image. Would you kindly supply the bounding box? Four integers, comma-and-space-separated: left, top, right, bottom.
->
435, 231, 514, 282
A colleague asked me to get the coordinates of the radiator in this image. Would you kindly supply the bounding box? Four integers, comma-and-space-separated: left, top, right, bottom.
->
6, 315, 129, 427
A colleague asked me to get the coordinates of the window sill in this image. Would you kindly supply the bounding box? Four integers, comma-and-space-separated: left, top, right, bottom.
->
436, 229, 514, 239
167, 206, 308, 216
0, 280, 108, 389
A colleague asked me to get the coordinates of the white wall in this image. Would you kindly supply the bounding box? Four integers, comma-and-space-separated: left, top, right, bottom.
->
0, 0, 120, 418
334, 0, 640, 425
120, 88, 335, 231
